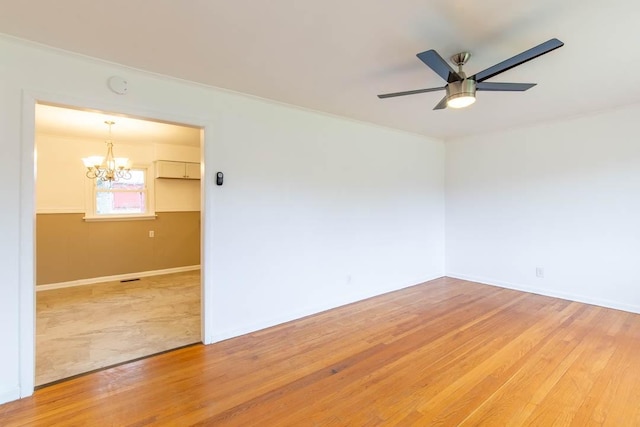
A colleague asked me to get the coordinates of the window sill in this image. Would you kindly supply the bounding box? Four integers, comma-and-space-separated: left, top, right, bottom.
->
83, 214, 157, 222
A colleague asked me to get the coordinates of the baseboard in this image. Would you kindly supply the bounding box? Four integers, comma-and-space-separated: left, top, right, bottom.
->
36, 265, 200, 291
209, 273, 444, 344
0, 386, 21, 405
446, 272, 640, 315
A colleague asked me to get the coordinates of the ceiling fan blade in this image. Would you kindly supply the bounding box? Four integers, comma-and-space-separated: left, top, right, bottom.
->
416, 50, 462, 83
472, 38, 564, 83
433, 96, 448, 110
377, 87, 445, 99
476, 82, 536, 91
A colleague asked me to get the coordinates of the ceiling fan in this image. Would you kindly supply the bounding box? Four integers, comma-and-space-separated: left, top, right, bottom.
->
377, 38, 564, 110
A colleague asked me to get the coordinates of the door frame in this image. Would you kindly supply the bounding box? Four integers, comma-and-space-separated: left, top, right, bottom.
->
19, 90, 214, 397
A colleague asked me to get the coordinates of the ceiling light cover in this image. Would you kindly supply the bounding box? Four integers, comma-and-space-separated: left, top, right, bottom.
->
447, 94, 476, 109
446, 80, 476, 109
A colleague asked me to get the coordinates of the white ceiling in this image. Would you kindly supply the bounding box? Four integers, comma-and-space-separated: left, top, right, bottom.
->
2, 0, 640, 139
36, 104, 201, 147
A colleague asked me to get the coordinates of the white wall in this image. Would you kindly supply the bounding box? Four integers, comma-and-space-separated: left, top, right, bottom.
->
0, 36, 445, 403
446, 103, 640, 313
210, 105, 445, 338
36, 134, 201, 212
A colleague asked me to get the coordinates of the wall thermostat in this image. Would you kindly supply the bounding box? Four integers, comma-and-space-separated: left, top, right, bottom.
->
216, 172, 224, 186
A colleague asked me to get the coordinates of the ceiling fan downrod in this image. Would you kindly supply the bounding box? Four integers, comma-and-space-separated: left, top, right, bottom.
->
450, 52, 471, 77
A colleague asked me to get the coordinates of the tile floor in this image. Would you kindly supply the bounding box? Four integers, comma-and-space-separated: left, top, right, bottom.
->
36, 270, 201, 385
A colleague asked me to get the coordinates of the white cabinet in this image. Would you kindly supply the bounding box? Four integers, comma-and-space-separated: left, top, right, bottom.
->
155, 160, 201, 180
184, 162, 201, 179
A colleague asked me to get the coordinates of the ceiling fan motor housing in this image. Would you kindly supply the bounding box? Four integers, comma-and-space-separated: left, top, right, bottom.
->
446, 79, 477, 107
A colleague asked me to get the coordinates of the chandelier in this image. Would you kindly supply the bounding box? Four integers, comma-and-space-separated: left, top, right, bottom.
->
82, 120, 132, 182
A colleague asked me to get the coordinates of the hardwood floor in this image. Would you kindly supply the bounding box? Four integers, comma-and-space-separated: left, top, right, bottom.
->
36, 270, 201, 385
4, 277, 640, 426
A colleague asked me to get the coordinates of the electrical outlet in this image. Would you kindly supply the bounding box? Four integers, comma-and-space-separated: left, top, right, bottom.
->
536, 267, 544, 278
149, 230, 155, 238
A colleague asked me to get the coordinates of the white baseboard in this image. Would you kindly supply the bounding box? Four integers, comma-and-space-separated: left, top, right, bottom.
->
446, 272, 640, 315
209, 273, 444, 344
36, 265, 200, 291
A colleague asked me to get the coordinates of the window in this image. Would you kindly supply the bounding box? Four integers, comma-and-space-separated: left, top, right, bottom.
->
84, 166, 155, 221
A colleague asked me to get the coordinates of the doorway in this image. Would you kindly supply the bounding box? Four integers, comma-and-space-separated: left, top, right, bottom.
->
34, 103, 204, 386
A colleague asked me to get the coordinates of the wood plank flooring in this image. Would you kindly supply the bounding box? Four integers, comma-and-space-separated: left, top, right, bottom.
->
4, 276, 640, 426
36, 270, 201, 385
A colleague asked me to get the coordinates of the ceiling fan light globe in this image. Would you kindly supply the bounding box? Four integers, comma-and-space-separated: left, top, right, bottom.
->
447, 95, 476, 109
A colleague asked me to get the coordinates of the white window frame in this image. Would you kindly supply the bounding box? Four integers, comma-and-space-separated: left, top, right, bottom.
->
83, 164, 156, 222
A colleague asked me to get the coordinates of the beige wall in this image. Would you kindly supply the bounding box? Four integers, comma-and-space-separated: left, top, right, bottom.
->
36, 211, 200, 285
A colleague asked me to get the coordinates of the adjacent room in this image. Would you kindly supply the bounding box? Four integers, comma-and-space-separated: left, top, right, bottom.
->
0, 0, 639, 425
34, 104, 202, 385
